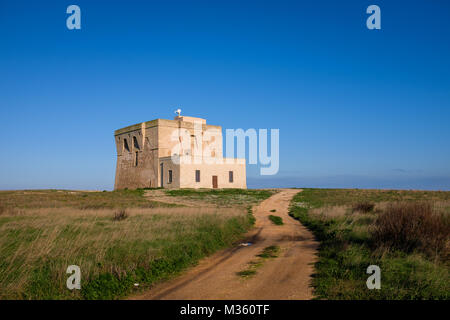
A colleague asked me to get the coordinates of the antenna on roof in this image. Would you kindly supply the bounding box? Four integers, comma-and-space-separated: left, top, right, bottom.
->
175, 108, 182, 117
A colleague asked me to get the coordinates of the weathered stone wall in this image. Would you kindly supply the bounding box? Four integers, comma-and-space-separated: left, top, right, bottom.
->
160, 156, 181, 188
114, 122, 159, 189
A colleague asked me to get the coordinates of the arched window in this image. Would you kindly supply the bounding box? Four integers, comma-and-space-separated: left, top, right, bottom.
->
133, 136, 140, 150
124, 139, 130, 152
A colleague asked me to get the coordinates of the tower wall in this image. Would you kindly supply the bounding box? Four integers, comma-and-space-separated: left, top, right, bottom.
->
114, 121, 159, 189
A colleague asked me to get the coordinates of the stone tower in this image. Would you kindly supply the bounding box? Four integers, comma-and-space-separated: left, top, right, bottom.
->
114, 115, 246, 189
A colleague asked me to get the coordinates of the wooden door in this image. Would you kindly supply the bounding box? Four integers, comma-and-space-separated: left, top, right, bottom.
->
212, 176, 218, 189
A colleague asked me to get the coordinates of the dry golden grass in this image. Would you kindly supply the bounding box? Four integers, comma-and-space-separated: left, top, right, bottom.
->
309, 205, 348, 218
372, 202, 450, 259
0, 188, 275, 299
0, 189, 170, 210
0, 206, 247, 299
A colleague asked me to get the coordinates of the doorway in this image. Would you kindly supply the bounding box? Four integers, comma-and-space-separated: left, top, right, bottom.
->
212, 175, 218, 189
160, 163, 164, 187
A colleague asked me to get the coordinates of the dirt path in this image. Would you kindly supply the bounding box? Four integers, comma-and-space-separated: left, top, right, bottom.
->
131, 189, 318, 300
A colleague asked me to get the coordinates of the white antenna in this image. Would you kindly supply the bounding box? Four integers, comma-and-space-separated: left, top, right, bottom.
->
175, 108, 182, 117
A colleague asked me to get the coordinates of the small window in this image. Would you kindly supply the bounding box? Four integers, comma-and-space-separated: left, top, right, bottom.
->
168, 170, 173, 183
135, 152, 139, 166
195, 170, 200, 182
229, 171, 233, 183
124, 139, 130, 152
133, 136, 140, 150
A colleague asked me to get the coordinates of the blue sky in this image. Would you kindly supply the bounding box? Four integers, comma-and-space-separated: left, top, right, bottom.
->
1, 0, 449, 190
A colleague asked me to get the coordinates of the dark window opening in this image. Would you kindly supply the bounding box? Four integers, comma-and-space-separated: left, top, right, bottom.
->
124, 139, 130, 152
133, 136, 140, 150
229, 171, 234, 183
168, 170, 173, 183
135, 152, 139, 166
195, 170, 200, 182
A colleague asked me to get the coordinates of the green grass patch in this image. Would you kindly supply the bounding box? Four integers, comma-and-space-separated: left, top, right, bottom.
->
257, 246, 280, 259
292, 188, 450, 208
236, 269, 257, 278
236, 246, 280, 279
164, 189, 276, 206
289, 188, 450, 300
268, 215, 283, 225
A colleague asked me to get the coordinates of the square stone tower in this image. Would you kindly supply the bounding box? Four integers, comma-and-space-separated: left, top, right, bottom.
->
114, 115, 246, 189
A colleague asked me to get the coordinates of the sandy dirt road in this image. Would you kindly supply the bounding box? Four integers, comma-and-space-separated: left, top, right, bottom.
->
131, 189, 318, 300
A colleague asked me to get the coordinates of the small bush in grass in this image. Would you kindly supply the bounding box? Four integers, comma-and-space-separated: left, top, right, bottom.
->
113, 209, 128, 221
270, 209, 276, 212
352, 202, 375, 213
268, 215, 283, 225
371, 202, 450, 259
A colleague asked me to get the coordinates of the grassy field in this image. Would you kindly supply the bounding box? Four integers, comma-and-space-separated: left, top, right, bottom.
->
0, 189, 272, 299
164, 188, 275, 206
0, 189, 171, 211
289, 188, 450, 300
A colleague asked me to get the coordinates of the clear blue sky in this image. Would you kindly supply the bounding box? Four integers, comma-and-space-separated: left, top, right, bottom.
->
1, 0, 449, 190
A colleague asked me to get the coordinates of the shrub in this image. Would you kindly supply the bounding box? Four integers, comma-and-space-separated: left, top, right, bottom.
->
113, 209, 128, 221
371, 202, 449, 259
352, 202, 375, 213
